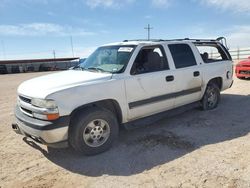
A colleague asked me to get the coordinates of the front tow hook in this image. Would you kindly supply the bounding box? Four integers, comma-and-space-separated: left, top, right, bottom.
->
12, 123, 22, 135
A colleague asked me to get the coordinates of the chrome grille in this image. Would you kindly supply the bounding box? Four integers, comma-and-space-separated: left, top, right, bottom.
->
20, 107, 32, 115
239, 70, 250, 75
19, 95, 31, 104
18, 95, 33, 117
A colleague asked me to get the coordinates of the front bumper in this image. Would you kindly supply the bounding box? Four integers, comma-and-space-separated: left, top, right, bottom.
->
235, 67, 250, 78
13, 106, 70, 148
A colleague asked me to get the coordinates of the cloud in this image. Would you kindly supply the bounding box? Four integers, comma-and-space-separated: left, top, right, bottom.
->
185, 24, 250, 49
85, 0, 134, 9
0, 23, 96, 37
151, 0, 172, 8
145, 15, 153, 19
201, 0, 250, 13
74, 46, 97, 58
225, 25, 250, 48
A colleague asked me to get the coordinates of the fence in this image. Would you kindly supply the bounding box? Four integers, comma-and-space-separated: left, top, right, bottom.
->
211, 48, 250, 61
0, 58, 80, 74
229, 48, 250, 61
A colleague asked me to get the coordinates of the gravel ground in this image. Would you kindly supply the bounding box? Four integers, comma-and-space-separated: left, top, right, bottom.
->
0, 72, 250, 188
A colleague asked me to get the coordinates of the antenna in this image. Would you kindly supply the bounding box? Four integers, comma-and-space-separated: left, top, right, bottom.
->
70, 36, 75, 57
144, 24, 153, 40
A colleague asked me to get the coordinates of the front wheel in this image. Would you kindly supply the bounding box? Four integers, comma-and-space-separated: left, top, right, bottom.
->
69, 107, 119, 155
201, 83, 220, 110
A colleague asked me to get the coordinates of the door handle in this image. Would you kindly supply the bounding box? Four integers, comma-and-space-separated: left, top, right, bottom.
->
166, 75, 174, 82
193, 71, 200, 77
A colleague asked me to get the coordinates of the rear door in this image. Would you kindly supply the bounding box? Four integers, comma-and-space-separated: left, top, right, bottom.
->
125, 45, 177, 120
167, 43, 203, 107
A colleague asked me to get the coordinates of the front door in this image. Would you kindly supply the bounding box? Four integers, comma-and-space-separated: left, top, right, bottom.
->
125, 45, 177, 121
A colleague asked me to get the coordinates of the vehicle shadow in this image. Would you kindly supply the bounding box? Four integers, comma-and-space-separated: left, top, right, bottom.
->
23, 93, 250, 177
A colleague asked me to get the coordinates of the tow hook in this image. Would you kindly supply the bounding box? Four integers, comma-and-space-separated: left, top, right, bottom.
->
12, 123, 21, 135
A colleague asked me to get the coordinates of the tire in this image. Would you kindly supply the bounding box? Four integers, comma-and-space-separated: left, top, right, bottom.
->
201, 83, 220, 110
69, 107, 119, 155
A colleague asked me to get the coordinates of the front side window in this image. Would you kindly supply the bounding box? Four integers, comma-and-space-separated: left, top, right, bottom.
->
169, 44, 197, 69
79, 45, 135, 73
131, 45, 169, 75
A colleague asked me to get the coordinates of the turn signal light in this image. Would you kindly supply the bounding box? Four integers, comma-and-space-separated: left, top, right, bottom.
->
46, 113, 59, 120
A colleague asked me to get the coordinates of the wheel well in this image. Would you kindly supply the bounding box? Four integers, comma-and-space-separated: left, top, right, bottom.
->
208, 77, 222, 90
70, 99, 123, 124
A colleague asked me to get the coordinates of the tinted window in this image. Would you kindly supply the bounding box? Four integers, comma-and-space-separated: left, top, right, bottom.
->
131, 45, 169, 75
169, 44, 197, 69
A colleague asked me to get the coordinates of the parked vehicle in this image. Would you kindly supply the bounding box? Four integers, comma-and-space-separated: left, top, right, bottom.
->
39, 64, 51, 71
12, 38, 233, 155
235, 57, 250, 79
11, 65, 20, 73
27, 66, 35, 72
0, 65, 8, 74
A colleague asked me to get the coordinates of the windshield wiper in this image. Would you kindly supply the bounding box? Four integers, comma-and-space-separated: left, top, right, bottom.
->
86, 67, 107, 73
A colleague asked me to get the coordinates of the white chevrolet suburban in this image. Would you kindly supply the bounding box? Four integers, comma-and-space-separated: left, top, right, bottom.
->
12, 38, 233, 155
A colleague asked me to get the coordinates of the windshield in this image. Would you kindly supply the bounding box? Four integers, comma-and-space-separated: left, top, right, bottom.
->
79, 45, 136, 73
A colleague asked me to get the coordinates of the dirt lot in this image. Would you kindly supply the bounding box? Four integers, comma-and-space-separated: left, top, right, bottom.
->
0, 72, 250, 188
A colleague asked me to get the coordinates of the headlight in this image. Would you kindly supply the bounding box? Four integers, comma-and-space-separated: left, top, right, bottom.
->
31, 98, 57, 109
31, 98, 59, 120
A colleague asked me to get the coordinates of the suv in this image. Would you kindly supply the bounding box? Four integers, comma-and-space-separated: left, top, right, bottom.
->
12, 38, 233, 155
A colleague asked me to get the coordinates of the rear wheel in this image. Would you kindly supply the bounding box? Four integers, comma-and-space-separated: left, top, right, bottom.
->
69, 107, 119, 155
201, 83, 220, 110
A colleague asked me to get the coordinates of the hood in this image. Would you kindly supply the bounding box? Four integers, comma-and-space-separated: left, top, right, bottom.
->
18, 70, 112, 98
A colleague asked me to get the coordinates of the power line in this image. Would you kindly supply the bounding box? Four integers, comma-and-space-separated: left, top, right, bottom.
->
144, 24, 153, 40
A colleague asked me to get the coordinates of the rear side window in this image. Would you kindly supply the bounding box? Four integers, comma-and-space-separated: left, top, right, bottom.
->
169, 44, 197, 69
195, 43, 230, 63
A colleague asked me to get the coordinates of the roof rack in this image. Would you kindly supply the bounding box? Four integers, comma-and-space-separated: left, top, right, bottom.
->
123, 37, 226, 43
123, 39, 165, 42
122, 37, 229, 49
165, 38, 217, 42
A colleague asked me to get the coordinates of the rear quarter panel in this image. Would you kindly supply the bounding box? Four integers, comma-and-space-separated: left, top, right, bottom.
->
190, 42, 233, 94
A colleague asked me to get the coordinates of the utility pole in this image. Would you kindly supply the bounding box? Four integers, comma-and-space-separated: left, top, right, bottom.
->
70, 36, 75, 57
144, 24, 153, 40
53, 50, 56, 59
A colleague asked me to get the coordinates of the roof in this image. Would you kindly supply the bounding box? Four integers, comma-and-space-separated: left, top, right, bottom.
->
102, 41, 155, 46
101, 38, 223, 47
0, 57, 79, 65
122, 38, 222, 43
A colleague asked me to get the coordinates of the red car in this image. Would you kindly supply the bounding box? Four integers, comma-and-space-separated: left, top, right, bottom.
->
235, 57, 250, 79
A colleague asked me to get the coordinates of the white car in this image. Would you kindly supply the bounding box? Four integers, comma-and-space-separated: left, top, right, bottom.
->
12, 38, 233, 155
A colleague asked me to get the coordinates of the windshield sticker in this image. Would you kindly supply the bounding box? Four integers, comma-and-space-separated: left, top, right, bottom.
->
118, 47, 133, 52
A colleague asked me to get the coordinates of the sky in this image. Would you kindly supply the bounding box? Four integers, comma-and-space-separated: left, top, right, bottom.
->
0, 0, 250, 60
